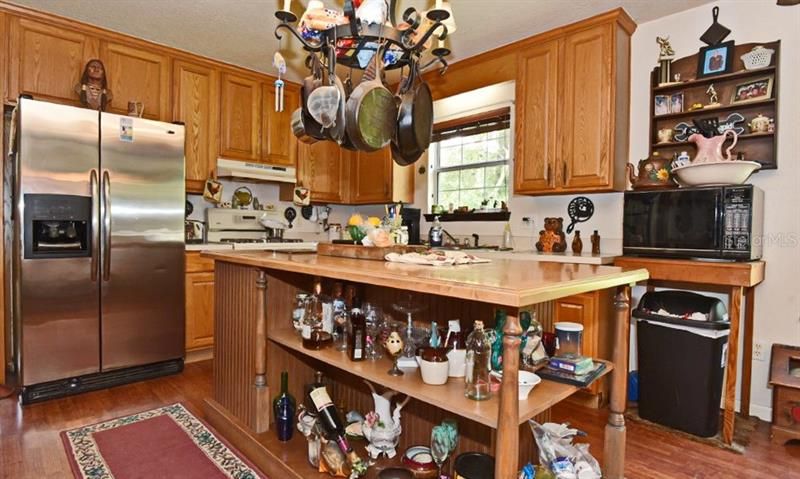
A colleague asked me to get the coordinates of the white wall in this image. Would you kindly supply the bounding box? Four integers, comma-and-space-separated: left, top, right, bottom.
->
630, 0, 800, 421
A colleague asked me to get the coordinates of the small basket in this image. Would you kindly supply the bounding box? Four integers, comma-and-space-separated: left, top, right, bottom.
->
741, 46, 774, 70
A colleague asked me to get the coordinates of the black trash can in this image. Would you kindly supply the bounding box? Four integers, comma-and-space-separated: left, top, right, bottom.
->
634, 291, 730, 437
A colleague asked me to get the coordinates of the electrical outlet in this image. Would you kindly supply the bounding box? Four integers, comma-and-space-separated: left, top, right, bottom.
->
753, 342, 766, 362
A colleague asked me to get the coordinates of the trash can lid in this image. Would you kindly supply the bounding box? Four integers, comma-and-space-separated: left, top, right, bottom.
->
554, 322, 584, 332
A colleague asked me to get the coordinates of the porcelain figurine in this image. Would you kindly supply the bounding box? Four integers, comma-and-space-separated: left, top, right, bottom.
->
626, 152, 676, 189
656, 36, 675, 60
706, 84, 720, 106
688, 130, 738, 164
535, 218, 567, 253
361, 381, 411, 460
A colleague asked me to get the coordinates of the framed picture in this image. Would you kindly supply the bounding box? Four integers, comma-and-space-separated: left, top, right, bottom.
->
654, 95, 670, 116
696, 41, 734, 78
730, 76, 774, 104
670, 92, 684, 113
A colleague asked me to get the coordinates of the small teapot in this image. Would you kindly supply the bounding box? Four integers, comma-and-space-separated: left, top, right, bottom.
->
688, 130, 738, 163
626, 152, 676, 189
748, 114, 770, 133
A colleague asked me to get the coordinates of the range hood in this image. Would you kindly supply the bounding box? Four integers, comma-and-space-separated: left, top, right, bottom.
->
216, 158, 296, 183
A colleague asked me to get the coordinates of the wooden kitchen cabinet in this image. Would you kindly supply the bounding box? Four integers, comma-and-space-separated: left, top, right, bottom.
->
100, 41, 170, 120
220, 71, 262, 161
173, 59, 219, 193
553, 290, 613, 406
185, 252, 215, 352
514, 39, 560, 193
514, 20, 630, 195
7, 17, 99, 105
295, 140, 347, 204
349, 147, 415, 204
262, 83, 299, 167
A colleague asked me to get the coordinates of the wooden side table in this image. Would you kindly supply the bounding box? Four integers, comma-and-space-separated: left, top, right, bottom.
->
614, 257, 765, 445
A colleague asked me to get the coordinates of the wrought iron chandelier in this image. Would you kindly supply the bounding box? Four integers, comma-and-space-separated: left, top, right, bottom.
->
274, 0, 456, 166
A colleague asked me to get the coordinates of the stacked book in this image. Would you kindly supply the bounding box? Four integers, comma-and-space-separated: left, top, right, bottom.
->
538, 355, 606, 387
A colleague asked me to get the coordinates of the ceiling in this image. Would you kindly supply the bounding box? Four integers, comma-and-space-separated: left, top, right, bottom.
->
9, 0, 711, 81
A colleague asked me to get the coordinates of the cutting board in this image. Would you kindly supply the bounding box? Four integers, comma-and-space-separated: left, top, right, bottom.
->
317, 243, 427, 261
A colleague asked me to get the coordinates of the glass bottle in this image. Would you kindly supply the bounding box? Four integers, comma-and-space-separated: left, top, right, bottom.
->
332, 283, 349, 351
292, 293, 308, 334
428, 216, 443, 247
304, 371, 326, 412
465, 320, 494, 401
272, 371, 296, 442
302, 280, 333, 350
349, 308, 366, 361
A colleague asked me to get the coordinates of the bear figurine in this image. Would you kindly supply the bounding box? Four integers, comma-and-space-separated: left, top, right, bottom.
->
535, 217, 567, 253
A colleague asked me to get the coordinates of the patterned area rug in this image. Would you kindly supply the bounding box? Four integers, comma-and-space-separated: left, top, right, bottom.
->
61, 403, 266, 479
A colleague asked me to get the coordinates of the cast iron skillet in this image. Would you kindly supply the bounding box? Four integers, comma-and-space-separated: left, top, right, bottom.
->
300, 54, 326, 141
345, 46, 396, 152
392, 57, 432, 166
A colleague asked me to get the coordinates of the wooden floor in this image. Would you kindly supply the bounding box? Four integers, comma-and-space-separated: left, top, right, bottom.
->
1, 361, 797, 478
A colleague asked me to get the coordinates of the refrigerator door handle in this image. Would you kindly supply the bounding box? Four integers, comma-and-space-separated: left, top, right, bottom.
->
90, 169, 100, 282
102, 170, 111, 282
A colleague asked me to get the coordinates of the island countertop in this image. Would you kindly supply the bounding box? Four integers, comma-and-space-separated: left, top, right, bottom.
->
202, 251, 648, 307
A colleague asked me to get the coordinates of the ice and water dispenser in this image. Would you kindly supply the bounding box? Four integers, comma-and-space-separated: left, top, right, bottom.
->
23, 194, 91, 259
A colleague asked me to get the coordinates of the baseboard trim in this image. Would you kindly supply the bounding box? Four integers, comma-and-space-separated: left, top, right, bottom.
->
186, 347, 213, 363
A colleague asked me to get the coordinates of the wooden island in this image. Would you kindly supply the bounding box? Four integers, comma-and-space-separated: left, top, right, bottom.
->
201, 251, 648, 478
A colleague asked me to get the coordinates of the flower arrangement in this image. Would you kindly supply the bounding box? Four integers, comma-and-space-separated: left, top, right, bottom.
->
347, 214, 392, 246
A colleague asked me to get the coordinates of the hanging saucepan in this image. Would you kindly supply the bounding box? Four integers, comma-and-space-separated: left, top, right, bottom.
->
291, 107, 318, 144
345, 46, 397, 152
300, 54, 327, 141
338, 69, 358, 151
323, 45, 347, 144
392, 57, 433, 166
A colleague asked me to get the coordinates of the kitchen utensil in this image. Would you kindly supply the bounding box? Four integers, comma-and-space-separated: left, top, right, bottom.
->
490, 369, 542, 400
699, 6, 731, 46
565, 196, 594, 234
393, 57, 433, 166
345, 45, 396, 152
338, 70, 358, 151
284, 206, 297, 228
185, 200, 193, 218
291, 107, 319, 144
672, 160, 761, 186
688, 130, 738, 163
301, 205, 315, 220
300, 55, 327, 141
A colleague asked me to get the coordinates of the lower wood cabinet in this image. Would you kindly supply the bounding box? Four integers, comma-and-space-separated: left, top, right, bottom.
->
185, 252, 215, 352
553, 290, 614, 407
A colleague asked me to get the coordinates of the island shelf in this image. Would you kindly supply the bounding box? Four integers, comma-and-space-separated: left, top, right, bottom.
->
202, 252, 648, 478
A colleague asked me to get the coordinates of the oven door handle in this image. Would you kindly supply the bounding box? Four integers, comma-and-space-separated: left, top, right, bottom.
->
90, 169, 100, 282
102, 170, 111, 282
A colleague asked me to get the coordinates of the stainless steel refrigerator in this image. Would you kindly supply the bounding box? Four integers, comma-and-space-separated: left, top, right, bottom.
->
8, 98, 185, 403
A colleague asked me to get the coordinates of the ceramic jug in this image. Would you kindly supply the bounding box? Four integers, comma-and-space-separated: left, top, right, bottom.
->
626, 152, 676, 189
688, 130, 738, 164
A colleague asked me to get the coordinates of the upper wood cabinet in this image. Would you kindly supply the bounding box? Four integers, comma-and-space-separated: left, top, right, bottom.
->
7, 17, 99, 105
349, 147, 415, 204
514, 20, 631, 195
263, 83, 298, 167
100, 41, 170, 120
296, 140, 347, 204
514, 39, 560, 194
173, 59, 218, 191
220, 72, 262, 161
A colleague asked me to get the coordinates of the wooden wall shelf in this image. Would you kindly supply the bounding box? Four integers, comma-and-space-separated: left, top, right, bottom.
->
649, 41, 780, 170
652, 65, 776, 93
269, 327, 612, 429
423, 211, 511, 222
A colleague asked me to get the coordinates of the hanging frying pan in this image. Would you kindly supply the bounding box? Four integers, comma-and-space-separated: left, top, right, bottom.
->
324, 46, 347, 144
338, 69, 358, 151
565, 196, 594, 234
300, 54, 327, 141
392, 57, 433, 166
345, 46, 397, 152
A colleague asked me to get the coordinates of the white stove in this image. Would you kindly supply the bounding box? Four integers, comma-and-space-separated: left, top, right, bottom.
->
206, 208, 317, 252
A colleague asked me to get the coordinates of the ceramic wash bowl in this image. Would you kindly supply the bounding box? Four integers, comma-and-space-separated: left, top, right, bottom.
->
672, 161, 761, 187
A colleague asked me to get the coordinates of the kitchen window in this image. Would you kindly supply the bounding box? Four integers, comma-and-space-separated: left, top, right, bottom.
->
430, 107, 512, 210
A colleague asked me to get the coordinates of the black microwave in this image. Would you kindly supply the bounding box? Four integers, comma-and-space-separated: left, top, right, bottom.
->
623, 185, 763, 260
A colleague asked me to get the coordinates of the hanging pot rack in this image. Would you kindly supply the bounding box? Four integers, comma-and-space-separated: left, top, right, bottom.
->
274, 0, 452, 75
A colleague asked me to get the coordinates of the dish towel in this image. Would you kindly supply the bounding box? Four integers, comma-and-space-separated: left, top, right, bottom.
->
385, 250, 491, 266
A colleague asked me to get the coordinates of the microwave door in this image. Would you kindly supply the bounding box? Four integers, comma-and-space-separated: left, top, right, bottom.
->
656, 188, 722, 252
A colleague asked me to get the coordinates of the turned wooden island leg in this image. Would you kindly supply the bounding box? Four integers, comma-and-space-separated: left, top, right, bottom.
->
495, 308, 523, 478
604, 286, 631, 479
254, 270, 270, 433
